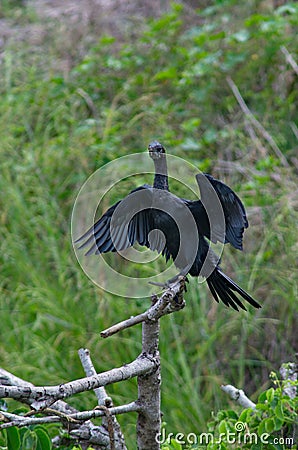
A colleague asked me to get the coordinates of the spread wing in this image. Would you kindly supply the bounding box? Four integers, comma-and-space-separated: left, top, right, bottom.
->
195, 173, 248, 250
75, 185, 165, 255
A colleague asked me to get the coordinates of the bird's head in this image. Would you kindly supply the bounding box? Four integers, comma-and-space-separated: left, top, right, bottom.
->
148, 141, 166, 160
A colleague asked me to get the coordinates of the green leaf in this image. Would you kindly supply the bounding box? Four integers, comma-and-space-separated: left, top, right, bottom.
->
169, 439, 183, 450
225, 409, 238, 420
273, 416, 283, 431
251, 443, 262, 450
181, 117, 201, 132
21, 429, 37, 449
266, 388, 275, 403
35, 427, 52, 450
258, 391, 267, 404
274, 402, 284, 421
153, 68, 178, 81
99, 35, 116, 45
258, 419, 266, 436
218, 420, 227, 435
7, 427, 20, 450
239, 408, 253, 423
264, 417, 275, 433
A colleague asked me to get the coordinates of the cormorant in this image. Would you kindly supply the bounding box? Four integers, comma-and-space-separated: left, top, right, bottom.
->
76, 141, 260, 311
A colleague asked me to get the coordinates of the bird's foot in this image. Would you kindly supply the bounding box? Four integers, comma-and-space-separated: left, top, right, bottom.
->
149, 275, 188, 292
148, 280, 171, 289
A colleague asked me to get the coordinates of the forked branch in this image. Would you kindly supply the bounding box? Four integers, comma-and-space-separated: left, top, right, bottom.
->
101, 278, 186, 338
0, 279, 187, 449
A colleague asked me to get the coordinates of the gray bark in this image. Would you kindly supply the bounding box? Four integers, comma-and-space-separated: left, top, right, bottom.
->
137, 315, 161, 449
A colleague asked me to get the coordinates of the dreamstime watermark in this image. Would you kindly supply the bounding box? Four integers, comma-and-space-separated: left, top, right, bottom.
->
155, 422, 295, 446
71, 152, 226, 298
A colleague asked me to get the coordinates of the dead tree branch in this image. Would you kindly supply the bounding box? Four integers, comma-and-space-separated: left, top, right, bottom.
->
0, 403, 141, 430
221, 384, 256, 409
0, 355, 156, 411
0, 279, 187, 449
101, 278, 186, 338
78, 348, 126, 450
0, 368, 112, 449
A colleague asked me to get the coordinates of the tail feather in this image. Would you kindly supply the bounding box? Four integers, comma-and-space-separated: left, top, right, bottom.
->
207, 268, 261, 311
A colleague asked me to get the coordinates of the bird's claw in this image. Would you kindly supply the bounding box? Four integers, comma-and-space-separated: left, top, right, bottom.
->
149, 275, 188, 291
148, 281, 171, 290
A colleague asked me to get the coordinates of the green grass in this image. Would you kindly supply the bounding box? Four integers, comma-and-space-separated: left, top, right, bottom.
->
0, 1, 297, 448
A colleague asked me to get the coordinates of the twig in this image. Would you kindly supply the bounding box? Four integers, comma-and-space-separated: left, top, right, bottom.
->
101, 279, 186, 338
0, 409, 80, 430
226, 76, 289, 167
0, 402, 141, 431
101, 312, 148, 338
280, 46, 298, 76
221, 384, 256, 409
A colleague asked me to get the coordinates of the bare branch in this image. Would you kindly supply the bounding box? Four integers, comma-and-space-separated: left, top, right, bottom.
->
0, 402, 141, 431
0, 368, 76, 415
226, 76, 289, 167
101, 279, 186, 338
0, 410, 78, 430
78, 348, 127, 450
280, 46, 298, 76
0, 280, 186, 448
101, 312, 148, 338
221, 384, 256, 409
0, 355, 156, 411
0, 368, 112, 448
78, 348, 111, 407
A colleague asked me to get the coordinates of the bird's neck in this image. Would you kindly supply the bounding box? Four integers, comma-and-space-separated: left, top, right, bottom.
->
153, 157, 169, 190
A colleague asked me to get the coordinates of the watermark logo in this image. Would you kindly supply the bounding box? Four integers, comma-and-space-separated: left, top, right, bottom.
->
235, 420, 246, 432
155, 423, 295, 446
71, 152, 225, 298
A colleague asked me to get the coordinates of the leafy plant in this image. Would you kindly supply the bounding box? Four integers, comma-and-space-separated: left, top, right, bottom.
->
0, 404, 52, 450
160, 367, 297, 449
206, 371, 297, 449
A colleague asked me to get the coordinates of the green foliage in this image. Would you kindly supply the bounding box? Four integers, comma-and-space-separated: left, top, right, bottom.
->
160, 369, 297, 449
205, 371, 297, 450
70, 0, 298, 158
0, 423, 53, 450
0, 1, 297, 449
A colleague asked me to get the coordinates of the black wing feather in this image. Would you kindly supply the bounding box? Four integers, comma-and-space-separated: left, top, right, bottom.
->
195, 173, 248, 250
75, 185, 166, 256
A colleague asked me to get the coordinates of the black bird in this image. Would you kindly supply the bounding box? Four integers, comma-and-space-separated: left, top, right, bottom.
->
76, 141, 260, 311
